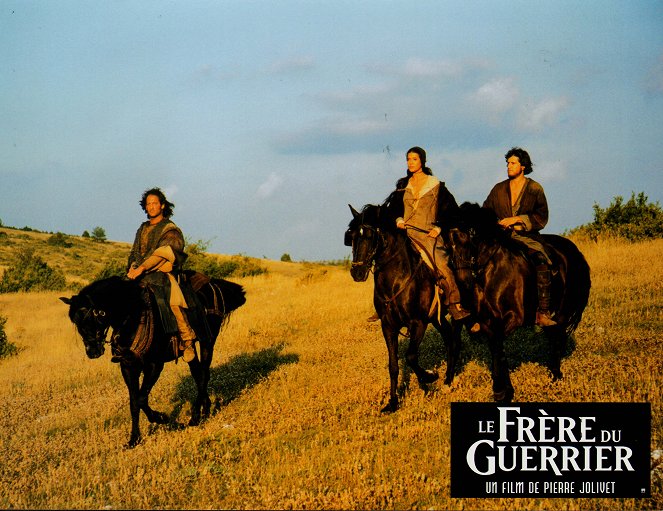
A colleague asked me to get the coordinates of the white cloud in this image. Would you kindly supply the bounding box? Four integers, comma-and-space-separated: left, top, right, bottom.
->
401, 57, 464, 78
533, 158, 568, 183
164, 184, 179, 199
269, 55, 315, 74
517, 97, 569, 131
469, 77, 520, 117
256, 172, 284, 198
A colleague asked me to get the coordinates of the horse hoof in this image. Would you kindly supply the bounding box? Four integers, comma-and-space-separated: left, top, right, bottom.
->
380, 400, 399, 414
152, 412, 169, 425
493, 389, 514, 403
125, 436, 142, 449
418, 370, 439, 385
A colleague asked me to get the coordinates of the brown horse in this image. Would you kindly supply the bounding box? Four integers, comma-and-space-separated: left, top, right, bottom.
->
346, 204, 462, 412
61, 272, 245, 447
444, 202, 591, 401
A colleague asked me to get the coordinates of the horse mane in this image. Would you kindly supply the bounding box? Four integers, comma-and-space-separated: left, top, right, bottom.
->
79, 276, 144, 313
457, 202, 525, 253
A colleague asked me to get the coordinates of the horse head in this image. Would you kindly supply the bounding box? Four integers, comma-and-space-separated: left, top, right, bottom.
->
60, 277, 134, 359
60, 292, 111, 359
346, 204, 383, 282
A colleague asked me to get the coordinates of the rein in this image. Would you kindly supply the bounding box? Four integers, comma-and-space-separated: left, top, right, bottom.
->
378, 257, 424, 307
79, 306, 113, 346
451, 232, 501, 278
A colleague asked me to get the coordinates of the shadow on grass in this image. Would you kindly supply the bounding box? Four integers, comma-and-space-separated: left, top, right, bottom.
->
397, 325, 577, 395
170, 342, 299, 421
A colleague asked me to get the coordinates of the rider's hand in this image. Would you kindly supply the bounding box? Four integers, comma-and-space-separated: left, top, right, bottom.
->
498, 216, 522, 229
127, 265, 145, 280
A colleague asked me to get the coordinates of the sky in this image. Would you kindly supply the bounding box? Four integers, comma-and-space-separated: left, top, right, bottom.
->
2, 0, 662, 261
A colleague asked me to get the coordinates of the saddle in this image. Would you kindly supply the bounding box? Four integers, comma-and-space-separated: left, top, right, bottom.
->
111, 272, 219, 363
110, 286, 154, 362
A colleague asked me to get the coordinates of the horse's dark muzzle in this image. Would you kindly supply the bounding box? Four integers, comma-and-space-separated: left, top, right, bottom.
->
84, 342, 105, 359
350, 265, 371, 282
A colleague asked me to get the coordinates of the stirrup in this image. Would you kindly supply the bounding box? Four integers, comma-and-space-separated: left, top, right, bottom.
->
180, 339, 197, 363
536, 310, 557, 327
111, 347, 135, 364
449, 303, 470, 321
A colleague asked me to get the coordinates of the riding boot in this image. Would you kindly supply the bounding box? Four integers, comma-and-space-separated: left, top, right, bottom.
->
171, 305, 198, 362
436, 264, 471, 321
180, 338, 197, 363
535, 264, 557, 327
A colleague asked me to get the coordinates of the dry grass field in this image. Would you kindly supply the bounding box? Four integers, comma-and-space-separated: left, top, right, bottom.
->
0, 229, 661, 510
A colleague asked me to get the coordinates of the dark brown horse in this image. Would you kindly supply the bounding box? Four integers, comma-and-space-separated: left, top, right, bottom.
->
61, 273, 245, 447
346, 204, 462, 412
444, 202, 591, 401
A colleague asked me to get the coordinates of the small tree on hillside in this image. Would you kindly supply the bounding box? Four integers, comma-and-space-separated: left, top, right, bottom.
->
47, 232, 73, 248
91, 226, 107, 242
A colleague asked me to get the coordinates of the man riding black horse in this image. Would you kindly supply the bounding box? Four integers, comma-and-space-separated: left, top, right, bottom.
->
125, 187, 209, 363
483, 147, 558, 327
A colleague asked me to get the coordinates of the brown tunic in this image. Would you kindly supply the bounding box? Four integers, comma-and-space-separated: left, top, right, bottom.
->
483, 177, 552, 263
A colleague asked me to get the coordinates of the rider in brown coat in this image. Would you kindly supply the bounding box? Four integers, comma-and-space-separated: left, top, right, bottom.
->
483, 147, 557, 326
127, 188, 198, 361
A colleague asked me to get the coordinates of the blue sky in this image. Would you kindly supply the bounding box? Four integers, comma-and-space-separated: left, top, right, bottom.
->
2, 0, 662, 261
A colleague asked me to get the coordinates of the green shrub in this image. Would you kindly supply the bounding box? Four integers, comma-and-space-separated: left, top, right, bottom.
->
0, 248, 67, 293
185, 253, 266, 279
93, 260, 127, 281
0, 315, 18, 358
47, 232, 73, 248
568, 191, 663, 241
280, 253, 292, 262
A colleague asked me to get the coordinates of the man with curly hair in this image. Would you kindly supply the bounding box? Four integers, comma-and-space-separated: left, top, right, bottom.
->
483, 148, 557, 327
127, 187, 197, 362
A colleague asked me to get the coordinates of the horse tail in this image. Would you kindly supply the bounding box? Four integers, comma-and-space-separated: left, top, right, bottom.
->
565, 248, 591, 335
548, 236, 591, 335
209, 278, 246, 319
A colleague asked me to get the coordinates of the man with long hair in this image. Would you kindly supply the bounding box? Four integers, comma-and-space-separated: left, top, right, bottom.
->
127, 187, 198, 361
483, 147, 557, 326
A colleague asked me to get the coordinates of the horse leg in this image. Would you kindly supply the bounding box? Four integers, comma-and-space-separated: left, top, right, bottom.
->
381, 322, 400, 413
434, 318, 461, 385
406, 321, 438, 386
138, 362, 168, 425
187, 342, 212, 426
544, 325, 565, 381
487, 333, 514, 403
120, 363, 144, 448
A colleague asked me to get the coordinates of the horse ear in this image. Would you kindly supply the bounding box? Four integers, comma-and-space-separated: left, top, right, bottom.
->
60, 296, 72, 305
349, 204, 361, 219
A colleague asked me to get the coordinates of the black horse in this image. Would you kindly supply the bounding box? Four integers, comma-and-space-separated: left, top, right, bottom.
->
444, 202, 591, 401
60, 273, 246, 447
346, 204, 462, 413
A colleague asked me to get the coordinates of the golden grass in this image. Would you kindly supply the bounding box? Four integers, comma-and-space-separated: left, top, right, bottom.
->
0, 237, 660, 509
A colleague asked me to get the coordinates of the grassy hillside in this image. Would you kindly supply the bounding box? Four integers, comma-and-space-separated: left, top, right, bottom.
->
0, 234, 661, 509
0, 227, 132, 287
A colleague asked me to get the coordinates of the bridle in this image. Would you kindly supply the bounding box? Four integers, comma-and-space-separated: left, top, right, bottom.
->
75, 301, 113, 349
348, 224, 382, 273
348, 220, 425, 307
448, 227, 499, 278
